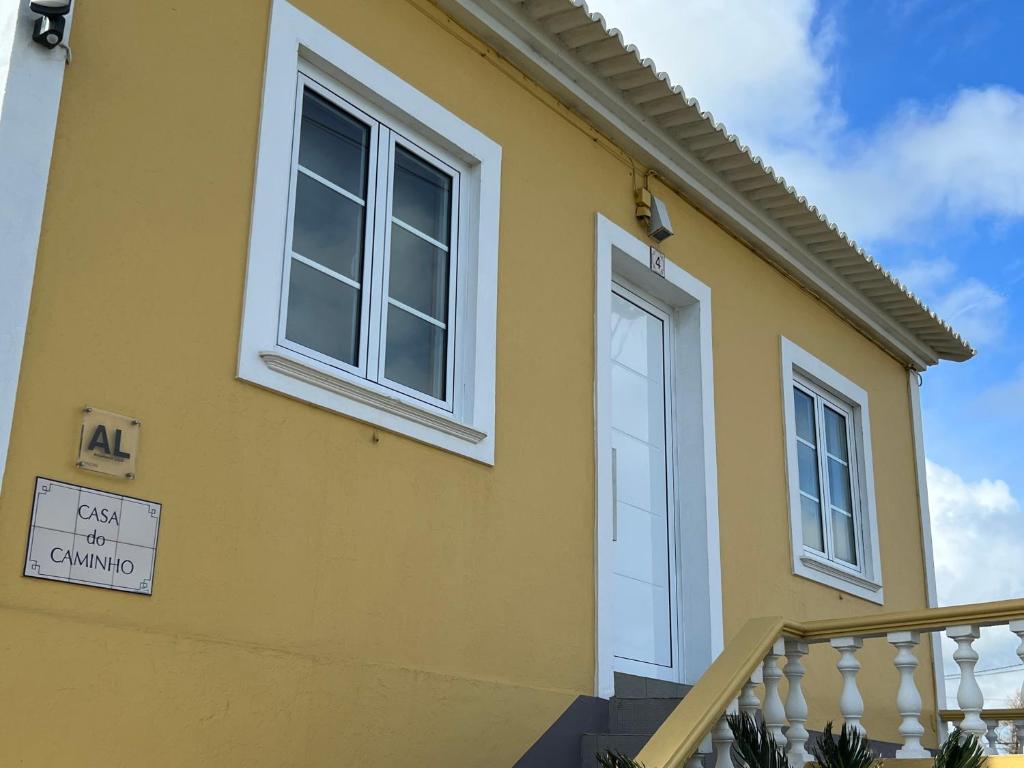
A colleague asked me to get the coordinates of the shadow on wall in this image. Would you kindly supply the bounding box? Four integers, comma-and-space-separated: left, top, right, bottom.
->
514, 696, 609, 768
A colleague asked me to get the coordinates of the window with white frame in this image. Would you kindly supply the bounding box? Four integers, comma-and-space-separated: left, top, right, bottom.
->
792, 378, 861, 566
238, 1, 501, 464
282, 78, 459, 409
780, 338, 883, 603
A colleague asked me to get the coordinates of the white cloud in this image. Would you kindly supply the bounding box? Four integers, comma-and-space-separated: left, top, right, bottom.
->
928, 460, 1017, 537
596, 0, 840, 153
932, 278, 1007, 347
927, 460, 1024, 706
889, 259, 1007, 348
981, 367, 1024, 418
770, 87, 1024, 243
891, 258, 958, 296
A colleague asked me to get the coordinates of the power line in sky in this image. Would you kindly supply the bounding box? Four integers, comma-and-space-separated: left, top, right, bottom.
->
944, 662, 1024, 678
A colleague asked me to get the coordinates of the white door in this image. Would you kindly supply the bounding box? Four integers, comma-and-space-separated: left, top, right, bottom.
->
609, 283, 680, 681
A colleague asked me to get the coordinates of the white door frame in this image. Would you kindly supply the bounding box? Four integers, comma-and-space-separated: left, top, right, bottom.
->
595, 214, 724, 698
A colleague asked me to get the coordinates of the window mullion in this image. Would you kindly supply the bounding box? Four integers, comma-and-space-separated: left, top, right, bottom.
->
365, 126, 393, 381
814, 395, 835, 562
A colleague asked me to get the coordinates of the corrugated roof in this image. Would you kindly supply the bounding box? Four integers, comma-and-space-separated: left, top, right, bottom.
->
509, 0, 975, 363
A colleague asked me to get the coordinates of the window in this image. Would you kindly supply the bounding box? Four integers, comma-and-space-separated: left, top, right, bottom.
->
239, 1, 501, 464
281, 80, 459, 410
781, 338, 882, 603
792, 380, 860, 565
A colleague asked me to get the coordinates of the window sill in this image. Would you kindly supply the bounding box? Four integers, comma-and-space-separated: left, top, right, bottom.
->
795, 554, 884, 604
243, 350, 492, 462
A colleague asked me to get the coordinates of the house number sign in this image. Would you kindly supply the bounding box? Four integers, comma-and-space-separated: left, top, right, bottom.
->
650, 246, 666, 277
24, 477, 161, 595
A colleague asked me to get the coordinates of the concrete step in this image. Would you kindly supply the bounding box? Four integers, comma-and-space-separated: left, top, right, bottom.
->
608, 694, 683, 734
614, 672, 691, 699
580, 733, 651, 768
580, 675, 694, 765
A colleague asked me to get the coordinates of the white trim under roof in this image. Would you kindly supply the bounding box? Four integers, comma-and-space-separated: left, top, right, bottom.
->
434, 0, 973, 370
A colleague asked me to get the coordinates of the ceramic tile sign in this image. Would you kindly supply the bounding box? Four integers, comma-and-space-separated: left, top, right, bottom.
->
24, 477, 161, 595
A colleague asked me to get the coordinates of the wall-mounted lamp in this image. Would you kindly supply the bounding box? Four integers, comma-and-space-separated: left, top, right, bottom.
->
29, 0, 71, 49
647, 195, 674, 242
634, 181, 675, 243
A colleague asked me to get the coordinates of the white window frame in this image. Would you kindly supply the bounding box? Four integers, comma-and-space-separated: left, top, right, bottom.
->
780, 337, 883, 603
239, 0, 501, 464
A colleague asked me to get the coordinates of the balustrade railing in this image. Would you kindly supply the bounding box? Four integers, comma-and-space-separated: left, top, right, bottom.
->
939, 710, 1024, 756
635, 600, 1024, 768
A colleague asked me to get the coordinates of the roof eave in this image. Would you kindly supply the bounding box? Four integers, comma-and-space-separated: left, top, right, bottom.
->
434, 0, 974, 369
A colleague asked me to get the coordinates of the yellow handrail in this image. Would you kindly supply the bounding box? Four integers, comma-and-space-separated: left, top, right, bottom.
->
941, 709, 1024, 722
791, 597, 1024, 641
634, 598, 1024, 768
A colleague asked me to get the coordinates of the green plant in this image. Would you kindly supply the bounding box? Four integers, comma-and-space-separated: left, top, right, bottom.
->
810, 722, 881, 768
727, 713, 790, 768
934, 728, 986, 768
596, 750, 646, 768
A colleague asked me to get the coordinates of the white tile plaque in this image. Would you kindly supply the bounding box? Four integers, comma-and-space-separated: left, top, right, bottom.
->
24, 477, 161, 595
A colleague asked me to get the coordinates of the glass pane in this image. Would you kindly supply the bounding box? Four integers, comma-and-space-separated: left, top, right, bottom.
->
298, 89, 369, 198
285, 259, 360, 365
823, 406, 849, 461
832, 509, 858, 565
385, 305, 446, 400
611, 294, 661, 377
801, 496, 825, 552
292, 174, 365, 281
827, 457, 853, 512
391, 146, 452, 244
388, 224, 449, 321
610, 294, 666, 448
797, 442, 820, 498
793, 387, 816, 443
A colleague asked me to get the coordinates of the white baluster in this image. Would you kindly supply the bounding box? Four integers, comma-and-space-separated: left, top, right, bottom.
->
784, 639, 811, 768
686, 734, 713, 768
1013, 621, 1024, 755
1011, 619, 1024, 665
762, 639, 788, 748
714, 712, 736, 768
740, 668, 762, 723
985, 721, 999, 755
946, 625, 988, 747
831, 636, 866, 736
888, 631, 928, 758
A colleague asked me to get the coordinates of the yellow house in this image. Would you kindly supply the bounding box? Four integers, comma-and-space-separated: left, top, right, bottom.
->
1, 1, 1021, 766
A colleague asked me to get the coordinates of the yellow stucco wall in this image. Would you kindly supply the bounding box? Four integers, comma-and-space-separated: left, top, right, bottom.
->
0, 0, 939, 763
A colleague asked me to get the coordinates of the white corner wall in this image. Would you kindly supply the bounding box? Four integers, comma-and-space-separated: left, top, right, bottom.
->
0, 0, 72, 494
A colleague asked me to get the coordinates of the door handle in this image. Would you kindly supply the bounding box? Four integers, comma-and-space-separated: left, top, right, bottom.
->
611, 447, 618, 542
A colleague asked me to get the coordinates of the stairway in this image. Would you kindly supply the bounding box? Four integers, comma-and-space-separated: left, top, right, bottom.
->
579, 674, 692, 768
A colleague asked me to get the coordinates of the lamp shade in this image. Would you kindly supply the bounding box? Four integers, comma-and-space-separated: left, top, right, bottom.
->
29, 1, 71, 15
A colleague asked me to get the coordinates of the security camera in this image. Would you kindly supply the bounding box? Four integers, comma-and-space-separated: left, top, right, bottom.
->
29, 1, 71, 50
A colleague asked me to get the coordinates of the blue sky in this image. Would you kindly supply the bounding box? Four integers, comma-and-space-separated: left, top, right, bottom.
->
594, 0, 1024, 706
